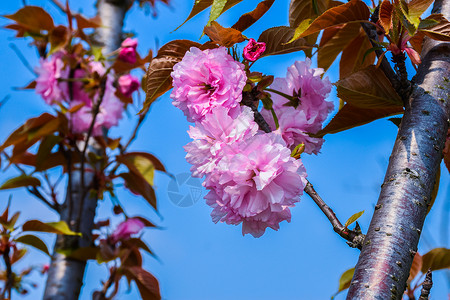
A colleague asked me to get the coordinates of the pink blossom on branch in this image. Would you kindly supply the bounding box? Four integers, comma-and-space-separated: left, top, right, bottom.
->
204, 132, 307, 237
170, 47, 247, 122
118, 37, 138, 64
184, 106, 258, 178
262, 58, 333, 154
109, 218, 145, 244
118, 74, 140, 97
243, 38, 266, 61
35, 52, 67, 104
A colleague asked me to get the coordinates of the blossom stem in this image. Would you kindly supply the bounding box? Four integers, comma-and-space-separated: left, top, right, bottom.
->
304, 181, 365, 249
265, 88, 296, 102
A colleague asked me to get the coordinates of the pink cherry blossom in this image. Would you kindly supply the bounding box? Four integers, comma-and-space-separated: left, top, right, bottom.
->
118, 38, 138, 64
170, 47, 247, 122
243, 38, 266, 62
184, 106, 258, 178
118, 74, 140, 97
204, 132, 307, 237
35, 52, 67, 104
68, 62, 124, 136
110, 218, 145, 244
262, 59, 333, 153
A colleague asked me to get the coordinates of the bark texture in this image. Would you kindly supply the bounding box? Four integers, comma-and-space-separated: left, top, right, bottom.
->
347, 0, 450, 298
43, 1, 129, 299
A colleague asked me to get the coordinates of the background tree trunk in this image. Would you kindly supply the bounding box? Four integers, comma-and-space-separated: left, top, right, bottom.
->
43, 1, 130, 299
347, 0, 450, 298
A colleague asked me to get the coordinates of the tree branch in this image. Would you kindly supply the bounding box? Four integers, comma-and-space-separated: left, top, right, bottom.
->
304, 182, 365, 249
0, 246, 12, 300
418, 270, 433, 300
49, 0, 66, 13
348, 0, 450, 297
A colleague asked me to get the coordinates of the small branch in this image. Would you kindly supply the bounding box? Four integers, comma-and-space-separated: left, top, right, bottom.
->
418, 270, 433, 300
392, 52, 412, 105
49, 0, 67, 13
304, 181, 365, 249
1, 246, 13, 299
242, 90, 272, 133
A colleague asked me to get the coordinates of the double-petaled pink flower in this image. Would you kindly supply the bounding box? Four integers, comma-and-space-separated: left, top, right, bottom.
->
118, 38, 138, 64
35, 51, 67, 104
243, 38, 266, 62
170, 47, 247, 122
109, 218, 145, 244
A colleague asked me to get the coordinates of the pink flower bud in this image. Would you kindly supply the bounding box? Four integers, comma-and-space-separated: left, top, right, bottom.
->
110, 218, 145, 243
118, 38, 138, 64
118, 74, 140, 97
243, 38, 266, 62
41, 264, 50, 274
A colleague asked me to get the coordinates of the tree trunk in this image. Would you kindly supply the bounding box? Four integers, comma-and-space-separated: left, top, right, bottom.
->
43, 1, 129, 299
347, 0, 450, 299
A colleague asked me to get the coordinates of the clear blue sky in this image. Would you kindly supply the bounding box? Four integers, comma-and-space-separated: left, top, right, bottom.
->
0, 0, 449, 299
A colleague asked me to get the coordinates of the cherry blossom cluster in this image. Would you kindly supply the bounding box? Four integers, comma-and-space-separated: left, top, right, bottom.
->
34, 38, 141, 136
170, 43, 333, 237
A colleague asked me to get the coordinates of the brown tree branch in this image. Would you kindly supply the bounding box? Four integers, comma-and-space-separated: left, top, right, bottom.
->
418, 270, 433, 300
347, 0, 450, 297
0, 246, 12, 300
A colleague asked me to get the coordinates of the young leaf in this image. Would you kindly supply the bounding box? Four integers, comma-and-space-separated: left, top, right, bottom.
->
339, 29, 375, 78
344, 211, 364, 228
408, 252, 423, 281
204, 21, 245, 47
117, 152, 165, 186
0, 175, 41, 190
316, 104, 404, 136
74, 14, 102, 30
207, 0, 228, 26
407, 0, 435, 25
4, 6, 55, 32
15, 235, 50, 256
257, 26, 313, 57
120, 172, 157, 210
379, 0, 393, 34
49, 25, 69, 55
332, 267, 355, 298
125, 266, 161, 300
419, 14, 450, 41
22, 220, 81, 236
290, 0, 370, 41
337, 66, 403, 108
421, 248, 450, 273
231, 0, 275, 32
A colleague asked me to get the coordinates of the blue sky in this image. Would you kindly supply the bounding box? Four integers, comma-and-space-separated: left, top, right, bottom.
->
0, 0, 449, 299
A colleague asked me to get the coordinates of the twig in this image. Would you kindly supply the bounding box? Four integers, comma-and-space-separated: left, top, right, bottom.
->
9, 43, 37, 76
304, 181, 365, 249
418, 270, 433, 300
1, 246, 13, 299
49, 0, 67, 13
120, 108, 149, 154
242, 89, 272, 133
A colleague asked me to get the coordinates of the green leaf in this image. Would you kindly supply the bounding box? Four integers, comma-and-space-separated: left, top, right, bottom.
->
0, 175, 41, 190
344, 211, 364, 228
332, 267, 355, 298
207, 0, 227, 26
336, 66, 403, 108
22, 220, 81, 236
15, 235, 50, 256
421, 248, 450, 273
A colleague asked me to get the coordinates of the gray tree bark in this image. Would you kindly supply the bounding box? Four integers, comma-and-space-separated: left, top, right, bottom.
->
43, 1, 130, 299
347, 0, 450, 298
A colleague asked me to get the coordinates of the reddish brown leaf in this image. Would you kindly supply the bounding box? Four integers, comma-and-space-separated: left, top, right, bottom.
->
420, 14, 450, 41
379, 0, 393, 33
339, 29, 375, 78
291, 0, 370, 40
316, 104, 404, 136
120, 172, 157, 210
74, 14, 102, 30
4, 24, 27, 37
125, 266, 161, 300
204, 21, 245, 47
4, 6, 54, 32
337, 66, 403, 108
49, 25, 69, 54
289, 0, 330, 28
231, 0, 275, 32
112, 49, 153, 74
318, 23, 361, 71
409, 31, 425, 53
257, 26, 313, 57
407, 0, 435, 22
408, 252, 423, 281
421, 248, 450, 273
0, 175, 41, 190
